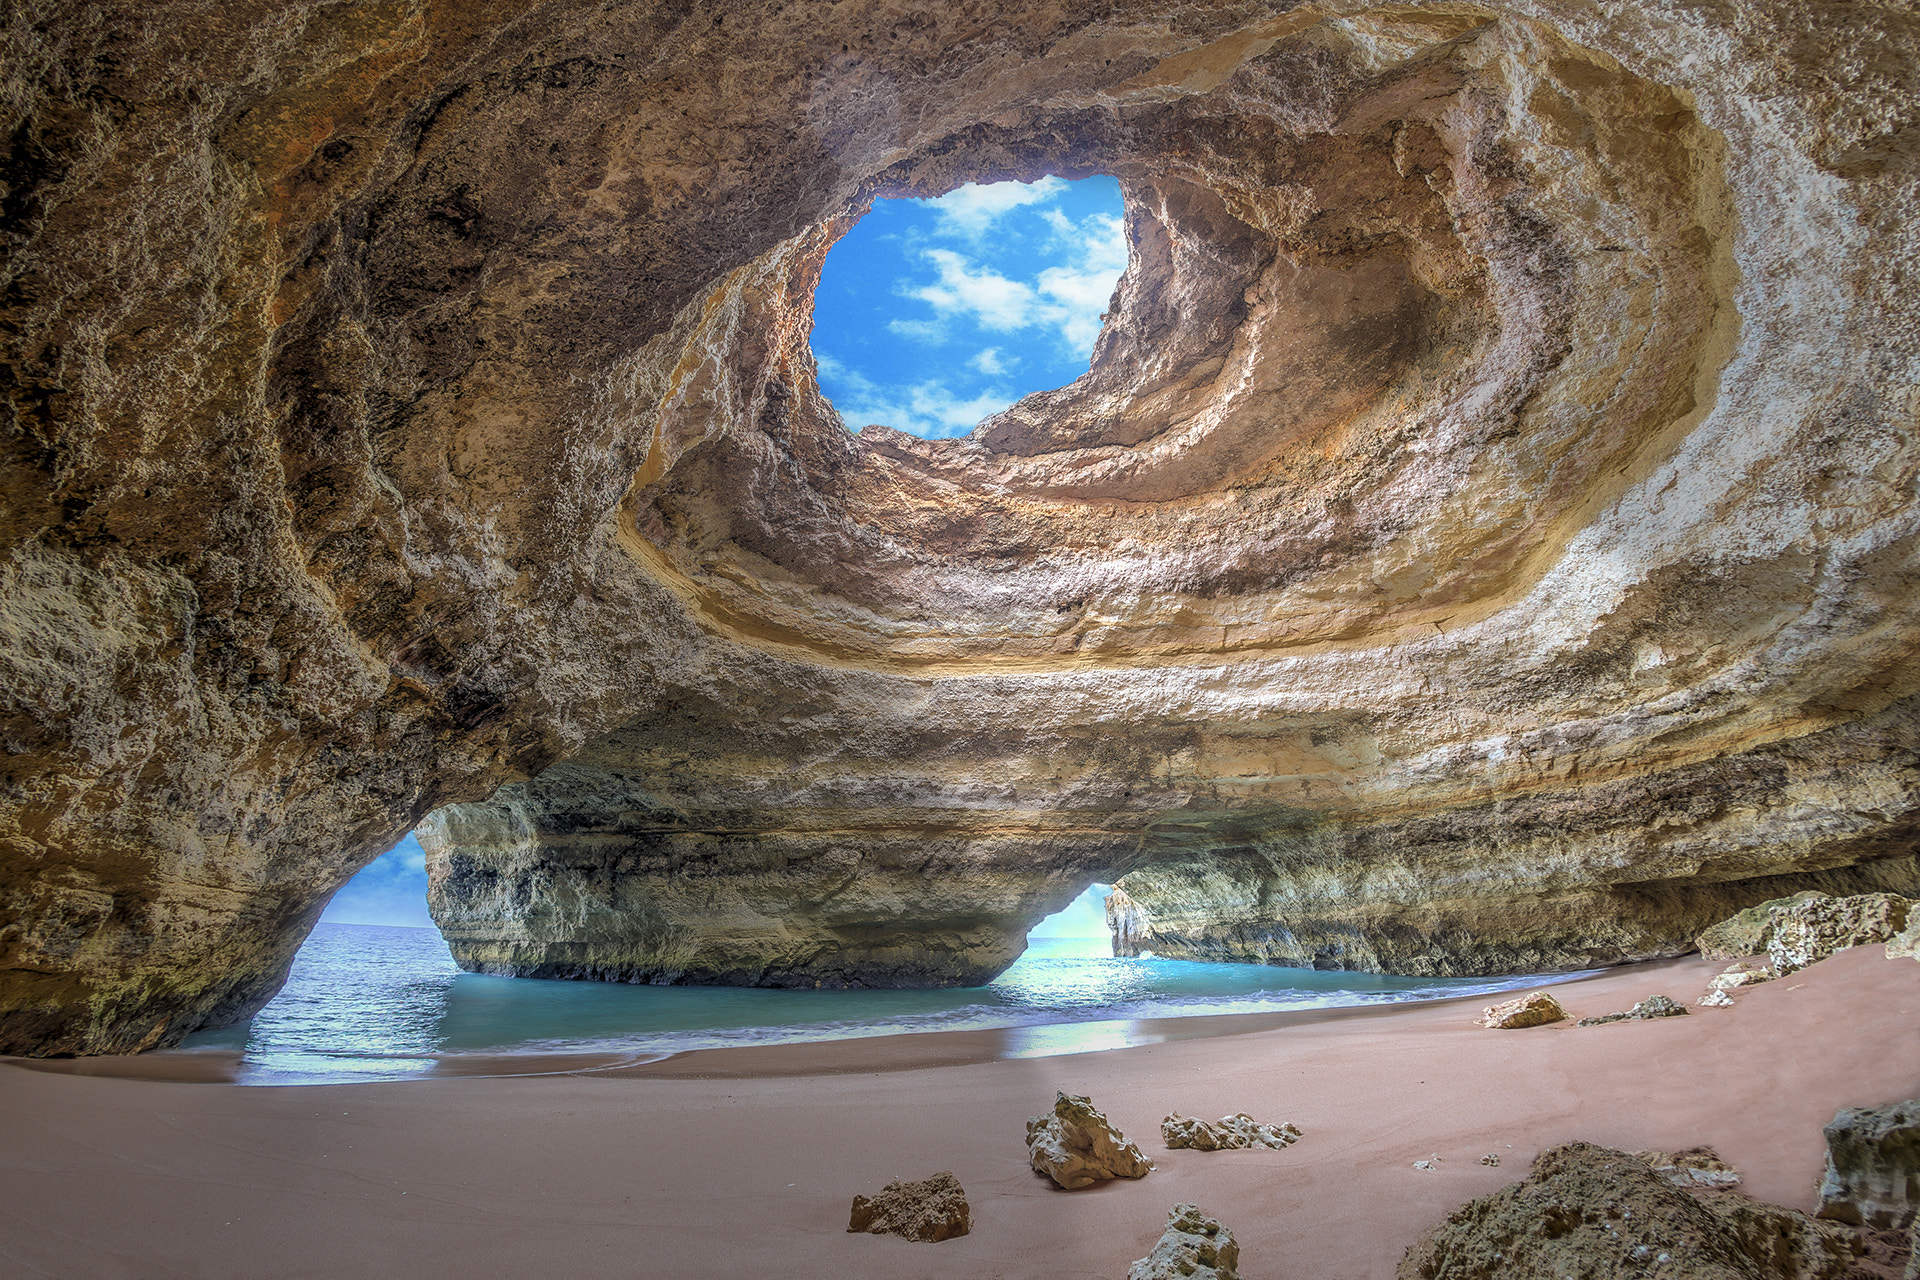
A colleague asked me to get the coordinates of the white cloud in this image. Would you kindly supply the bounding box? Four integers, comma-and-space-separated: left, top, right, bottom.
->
813, 181, 1131, 440
887, 318, 946, 343
924, 176, 1068, 238
970, 347, 1013, 376
912, 249, 1043, 332
816, 355, 1012, 438
909, 215, 1125, 352
1075, 212, 1130, 273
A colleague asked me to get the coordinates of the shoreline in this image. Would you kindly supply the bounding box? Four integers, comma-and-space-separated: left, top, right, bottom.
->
0, 955, 1707, 1087
2, 946, 1914, 1279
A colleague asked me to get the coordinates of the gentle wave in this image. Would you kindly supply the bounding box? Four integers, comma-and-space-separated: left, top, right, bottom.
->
176, 923, 1596, 1084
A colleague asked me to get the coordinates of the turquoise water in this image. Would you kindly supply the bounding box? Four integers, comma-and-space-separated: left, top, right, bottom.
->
178, 923, 1585, 1084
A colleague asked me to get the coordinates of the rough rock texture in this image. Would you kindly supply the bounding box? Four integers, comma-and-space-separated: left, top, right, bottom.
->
1398, 1141, 1863, 1280
1161, 1112, 1301, 1152
1700, 989, 1737, 1008
1635, 1147, 1744, 1191
1769, 895, 1915, 977
1480, 991, 1566, 1029
1130, 1204, 1241, 1280
1711, 960, 1778, 991
1700, 894, 1834, 963
1892, 924, 1920, 964
1026, 1091, 1153, 1190
4, 0, 1920, 1053
846, 1171, 970, 1243
1818, 1102, 1920, 1232
1577, 993, 1689, 1026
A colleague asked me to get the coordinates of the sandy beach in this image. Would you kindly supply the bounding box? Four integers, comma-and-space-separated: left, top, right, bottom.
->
3, 947, 1915, 1280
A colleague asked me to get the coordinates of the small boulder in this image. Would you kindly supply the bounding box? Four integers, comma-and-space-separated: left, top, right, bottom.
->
1480, 990, 1566, 1028
1698, 989, 1735, 1008
1708, 959, 1776, 990
1696, 891, 1832, 961
1161, 1113, 1301, 1152
1767, 893, 1913, 976
1817, 1100, 1920, 1231
1129, 1204, 1240, 1280
1026, 1091, 1153, 1190
1889, 920, 1920, 964
846, 1171, 971, 1242
1633, 1146, 1743, 1190
1576, 993, 1690, 1026
1481, 1153, 1501, 1167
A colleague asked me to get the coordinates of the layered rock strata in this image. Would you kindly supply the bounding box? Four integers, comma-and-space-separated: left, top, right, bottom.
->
3, 0, 1918, 1052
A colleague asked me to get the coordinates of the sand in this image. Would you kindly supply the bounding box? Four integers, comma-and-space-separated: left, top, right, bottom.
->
2, 948, 1916, 1280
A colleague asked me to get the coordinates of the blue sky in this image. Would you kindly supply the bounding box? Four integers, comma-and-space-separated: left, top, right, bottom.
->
320, 833, 434, 928
321, 835, 1111, 941
811, 175, 1127, 439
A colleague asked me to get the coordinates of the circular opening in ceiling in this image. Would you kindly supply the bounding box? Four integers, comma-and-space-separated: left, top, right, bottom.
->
809, 175, 1127, 440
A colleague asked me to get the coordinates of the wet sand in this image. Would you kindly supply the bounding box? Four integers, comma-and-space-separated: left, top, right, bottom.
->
3, 948, 1916, 1279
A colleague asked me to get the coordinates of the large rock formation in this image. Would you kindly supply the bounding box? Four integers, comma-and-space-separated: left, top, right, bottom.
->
1399, 1141, 1864, 1279
3, 0, 1918, 1053
1818, 1101, 1920, 1232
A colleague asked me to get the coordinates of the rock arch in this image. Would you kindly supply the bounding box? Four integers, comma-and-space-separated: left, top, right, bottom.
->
2, 0, 1916, 1052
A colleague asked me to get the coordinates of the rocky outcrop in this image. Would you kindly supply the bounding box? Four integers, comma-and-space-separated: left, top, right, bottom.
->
1710, 960, 1778, 991
1130, 1205, 1240, 1280
1769, 895, 1915, 977
1818, 1101, 1920, 1232
1399, 1141, 1862, 1279
1699, 893, 1834, 963
3, 0, 1920, 1053
1026, 1092, 1153, 1190
1480, 992, 1566, 1029
1892, 924, 1920, 964
1577, 994, 1689, 1026
846, 1172, 971, 1243
1634, 1148, 1744, 1191
1161, 1113, 1301, 1152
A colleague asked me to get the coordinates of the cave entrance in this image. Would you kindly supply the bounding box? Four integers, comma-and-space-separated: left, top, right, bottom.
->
319, 830, 435, 930
810, 175, 1126, 439
1025, 882, 1117, 960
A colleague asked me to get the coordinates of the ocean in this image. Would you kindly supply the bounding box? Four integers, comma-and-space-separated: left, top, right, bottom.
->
177, 922, 1587, 1084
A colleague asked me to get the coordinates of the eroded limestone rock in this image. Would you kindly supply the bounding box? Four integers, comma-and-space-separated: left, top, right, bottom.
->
1026, 1092, 1153, 1190
1634, 1147, 1743, 1191
4, 0, 1920, 1054
1768, 895, 1915, 977
1709, 960, 1777, 991
846, 1171, 971, 1243
1481, 991, 1566, 1029
1698, 893, 1833, 962
1577, 994, 1690, 1026
1818, 1101, 1920, 1231
1129, 1204, 1240, 1280
1161, 1113, 1301, 1152
1892, 923, 1920, 964
1398, 1141, 1861, 1280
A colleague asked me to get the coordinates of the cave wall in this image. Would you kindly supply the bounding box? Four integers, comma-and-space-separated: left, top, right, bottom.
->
2, 0, 1916, 1051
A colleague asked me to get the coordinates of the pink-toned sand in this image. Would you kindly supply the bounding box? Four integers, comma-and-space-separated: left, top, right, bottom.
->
3, 948, 1915, 1280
